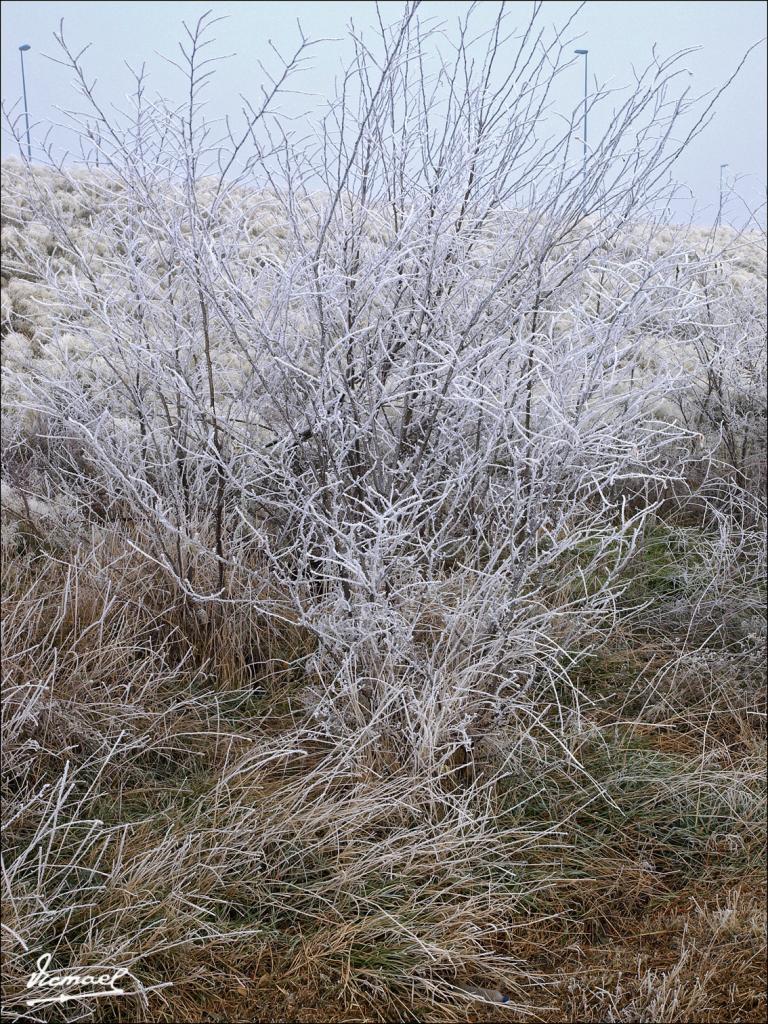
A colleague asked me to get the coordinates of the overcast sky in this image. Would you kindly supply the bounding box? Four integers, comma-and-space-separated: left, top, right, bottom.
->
1, 1, 766, 225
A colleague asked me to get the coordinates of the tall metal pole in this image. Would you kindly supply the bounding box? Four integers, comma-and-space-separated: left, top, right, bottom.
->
19, 44, 32, 161
575, 49, 588, 215
718, 162, 728, 227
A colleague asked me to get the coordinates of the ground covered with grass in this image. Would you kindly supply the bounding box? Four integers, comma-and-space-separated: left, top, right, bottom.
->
2, 506, 764, 1022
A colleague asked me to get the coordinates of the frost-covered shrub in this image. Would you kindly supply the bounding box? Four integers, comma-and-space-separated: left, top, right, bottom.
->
0, 7, 765, 1020
1, 9, 765, 740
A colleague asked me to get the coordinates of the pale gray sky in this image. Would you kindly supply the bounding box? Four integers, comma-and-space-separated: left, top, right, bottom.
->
1, 1, 766, 225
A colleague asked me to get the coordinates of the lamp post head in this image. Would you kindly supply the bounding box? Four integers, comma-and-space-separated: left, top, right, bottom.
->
575, 49, 588, 55
19, 43, 31, 52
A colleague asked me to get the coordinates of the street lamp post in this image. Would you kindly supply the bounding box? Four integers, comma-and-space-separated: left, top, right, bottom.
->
574, 48, 588, 215
718, 162, 729, 228
19, 43, 32, 161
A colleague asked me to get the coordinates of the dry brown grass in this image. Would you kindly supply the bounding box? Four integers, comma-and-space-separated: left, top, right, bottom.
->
1, 509, 765, 1023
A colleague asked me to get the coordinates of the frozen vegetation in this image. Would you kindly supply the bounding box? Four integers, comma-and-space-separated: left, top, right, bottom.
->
1, 5, 766, 1022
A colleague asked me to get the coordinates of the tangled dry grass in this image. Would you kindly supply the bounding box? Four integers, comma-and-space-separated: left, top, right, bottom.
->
1, 5, 766, 1022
